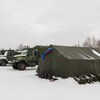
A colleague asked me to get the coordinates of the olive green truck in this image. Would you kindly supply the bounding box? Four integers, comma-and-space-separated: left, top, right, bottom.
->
0, 50, 21, 66
12, 46, 47, 70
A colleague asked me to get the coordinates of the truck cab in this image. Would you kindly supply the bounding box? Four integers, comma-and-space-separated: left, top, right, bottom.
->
0, 50, 21, 66
12, 49, 37, 70
12, 46, 48, 70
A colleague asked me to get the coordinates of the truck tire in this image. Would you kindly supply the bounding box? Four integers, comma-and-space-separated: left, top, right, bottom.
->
18, 62, 26, 70
1, 60, 7, 66
12, 65, 18, 69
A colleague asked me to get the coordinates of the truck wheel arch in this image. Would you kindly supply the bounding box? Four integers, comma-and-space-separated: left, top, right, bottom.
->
18, 61, 27, 70
1, 59, 8, 66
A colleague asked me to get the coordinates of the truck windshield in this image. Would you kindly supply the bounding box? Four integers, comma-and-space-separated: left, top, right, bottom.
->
4, 51, 8, 56
21, 50, 28, 55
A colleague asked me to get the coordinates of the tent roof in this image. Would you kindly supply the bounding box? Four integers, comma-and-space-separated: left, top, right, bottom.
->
94, 48, 100, 53
50, 45, 100, 60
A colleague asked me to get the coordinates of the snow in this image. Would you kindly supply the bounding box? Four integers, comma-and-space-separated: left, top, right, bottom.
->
14, 50, 28, 57
0, 66, 100, 100
92, 49, 100, 57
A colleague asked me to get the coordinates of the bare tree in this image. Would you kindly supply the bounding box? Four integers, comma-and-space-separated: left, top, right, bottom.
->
83, 37, 91, 47
83, 37, 97, 48
18, 44, 24, 50
17, 44, 31, 50
96, 40, 100, 47
91, 37, 97, 47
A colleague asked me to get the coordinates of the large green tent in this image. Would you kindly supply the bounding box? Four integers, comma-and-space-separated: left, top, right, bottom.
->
37, 45, 100, 78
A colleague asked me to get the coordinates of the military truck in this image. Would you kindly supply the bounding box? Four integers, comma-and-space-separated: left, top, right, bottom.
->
0, 49, 5, 55
0, 50, 21, 66
12, 46, 48, 70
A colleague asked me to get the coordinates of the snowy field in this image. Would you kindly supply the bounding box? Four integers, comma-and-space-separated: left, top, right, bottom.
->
0, 66, 100, 100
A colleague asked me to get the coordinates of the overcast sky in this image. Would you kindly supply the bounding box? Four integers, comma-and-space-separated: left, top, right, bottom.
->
0, 0, 100, 49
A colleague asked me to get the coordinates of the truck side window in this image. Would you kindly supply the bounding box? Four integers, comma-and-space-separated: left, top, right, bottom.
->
27, 51, 32, 56
34, 49, 38, 56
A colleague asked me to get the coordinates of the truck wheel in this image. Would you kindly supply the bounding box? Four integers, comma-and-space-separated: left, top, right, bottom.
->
18, 62, 26, 70
1, 60, 6, 66
12, 65, 18, 69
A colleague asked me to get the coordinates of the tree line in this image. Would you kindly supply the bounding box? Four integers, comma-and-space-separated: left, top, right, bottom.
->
83, 37, 100, 48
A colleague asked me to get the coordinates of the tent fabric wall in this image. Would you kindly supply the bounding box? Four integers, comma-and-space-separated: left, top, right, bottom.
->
93, 60, 100, 74
37, 45, 100, 78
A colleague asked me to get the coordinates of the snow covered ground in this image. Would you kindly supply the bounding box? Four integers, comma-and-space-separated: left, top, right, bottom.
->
0, 66, 100, 100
